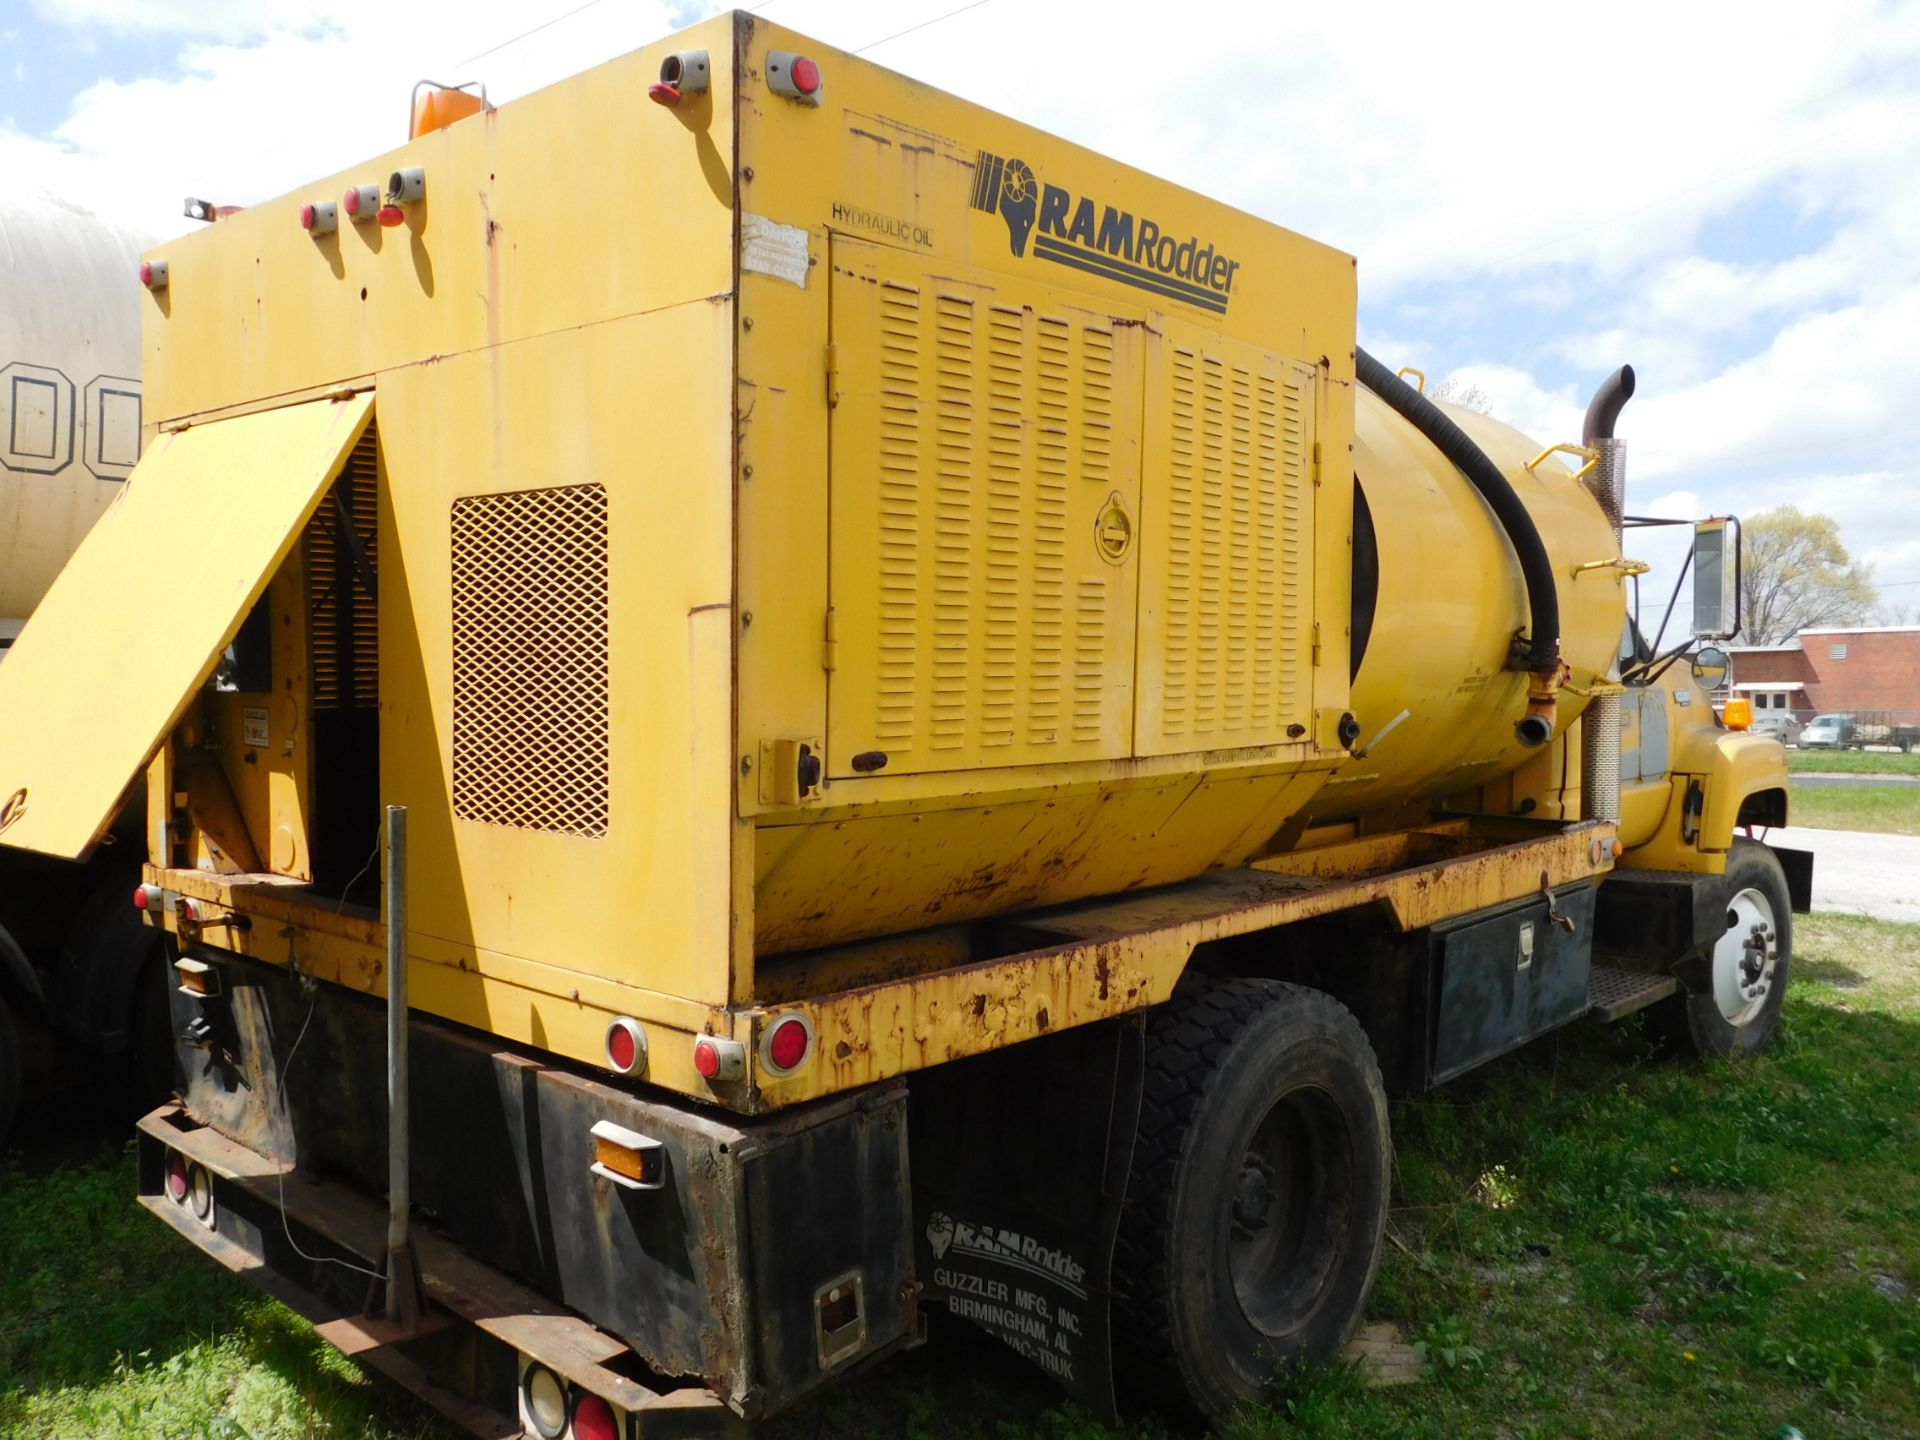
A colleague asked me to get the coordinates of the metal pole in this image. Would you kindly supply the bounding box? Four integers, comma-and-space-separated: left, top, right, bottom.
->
383, 803, 411, 1324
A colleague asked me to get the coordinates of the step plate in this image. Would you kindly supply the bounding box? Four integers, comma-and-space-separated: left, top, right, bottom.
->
1587, 963, 1678, 1022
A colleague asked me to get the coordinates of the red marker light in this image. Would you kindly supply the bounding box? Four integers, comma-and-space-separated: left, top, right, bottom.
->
343, 188, 360, 217
378, 205, 405, 228
765, 1015, 811, 1073
166, 1152, 189, 1203
791, 56, 821, 95
608, 1025, 635, 1071
300, 203, 316, 229
693, 1036, 721, 1079
605, 1017, 645, 1075
648, 83, 681, 106
138, 261, 153, 285
571, 1393, 619, 1440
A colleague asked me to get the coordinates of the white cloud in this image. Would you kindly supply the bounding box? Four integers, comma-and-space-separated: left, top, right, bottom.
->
1431, 363, 1583, 449
27, 0, 324, 39
1631, 289, 1920, 483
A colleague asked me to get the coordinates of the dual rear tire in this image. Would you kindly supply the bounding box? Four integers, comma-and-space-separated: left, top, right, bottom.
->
1113, 979, 1390, 1423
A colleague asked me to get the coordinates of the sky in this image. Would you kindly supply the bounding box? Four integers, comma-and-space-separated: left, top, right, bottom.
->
5, 0, 1920, 626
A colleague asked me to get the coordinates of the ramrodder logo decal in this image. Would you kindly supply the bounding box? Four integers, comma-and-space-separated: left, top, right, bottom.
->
969, 150, 1239, 314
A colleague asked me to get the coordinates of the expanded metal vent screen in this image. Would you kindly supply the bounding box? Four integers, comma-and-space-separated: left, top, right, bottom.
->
450, 484, 610, 837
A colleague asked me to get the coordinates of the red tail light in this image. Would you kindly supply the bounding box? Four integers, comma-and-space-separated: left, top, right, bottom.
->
763, 1014, 812, 1074
605, 1017, 646, 1075
571, 1392, 619, 1440
693, 1036, 720, 1078
165, 1151, 189, 1203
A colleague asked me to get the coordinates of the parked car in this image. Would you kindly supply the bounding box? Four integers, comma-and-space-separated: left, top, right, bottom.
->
1751, 713, 1802, 744
1799, 713, 1855, 749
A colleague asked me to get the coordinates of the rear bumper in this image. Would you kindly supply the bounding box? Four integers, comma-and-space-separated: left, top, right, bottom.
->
138, 1103, 745, 1438
159, 947, 918, 1418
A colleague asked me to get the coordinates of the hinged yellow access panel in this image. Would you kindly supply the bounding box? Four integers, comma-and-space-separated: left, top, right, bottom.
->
825, 238, 1144, 777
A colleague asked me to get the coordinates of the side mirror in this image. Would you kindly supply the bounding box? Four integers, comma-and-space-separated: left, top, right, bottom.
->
1691, 517, 1740, 640
1691, 645, 1730, 690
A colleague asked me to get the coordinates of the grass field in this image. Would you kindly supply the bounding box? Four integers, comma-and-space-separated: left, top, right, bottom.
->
1788, 750, 1920, 777
5, 913, 1918, 1440
1787, 782, 1920, 836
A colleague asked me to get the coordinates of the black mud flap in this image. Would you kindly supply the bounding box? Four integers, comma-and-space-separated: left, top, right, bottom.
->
907, 1016, 1144, 1419
1771, 845, 1814, 914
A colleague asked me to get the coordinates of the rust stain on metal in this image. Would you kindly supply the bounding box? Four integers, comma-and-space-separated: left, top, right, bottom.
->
752, 820, 1616, 1108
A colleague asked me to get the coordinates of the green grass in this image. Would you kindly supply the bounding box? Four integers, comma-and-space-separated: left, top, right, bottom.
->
1787, 783, 1920, 835
1787, 750, 1920, 777
7, 915, 1920, 1440
0, 1149, 451, 1439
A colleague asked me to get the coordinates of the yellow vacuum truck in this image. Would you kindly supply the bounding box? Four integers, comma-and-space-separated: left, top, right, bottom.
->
0, 12, 1806, 1434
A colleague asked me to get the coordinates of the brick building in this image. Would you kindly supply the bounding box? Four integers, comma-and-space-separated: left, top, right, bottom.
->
1722, 626, 1920, 725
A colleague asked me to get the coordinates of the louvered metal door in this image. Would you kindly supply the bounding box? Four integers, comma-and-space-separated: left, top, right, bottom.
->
826, 239, 1143, 778
1133, 330, 1317, 757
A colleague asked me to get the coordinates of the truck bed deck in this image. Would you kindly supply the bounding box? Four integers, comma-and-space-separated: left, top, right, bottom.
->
147, 813, 1617, 1112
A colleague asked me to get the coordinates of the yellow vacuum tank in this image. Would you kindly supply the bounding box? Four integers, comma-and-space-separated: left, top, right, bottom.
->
1301, 391, 1622, 823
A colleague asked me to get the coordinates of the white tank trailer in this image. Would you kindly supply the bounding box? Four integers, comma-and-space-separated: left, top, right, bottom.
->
0, 192, 157, 1141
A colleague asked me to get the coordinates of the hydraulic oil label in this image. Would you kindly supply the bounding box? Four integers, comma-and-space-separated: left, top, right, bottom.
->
968, 150, 1239, 313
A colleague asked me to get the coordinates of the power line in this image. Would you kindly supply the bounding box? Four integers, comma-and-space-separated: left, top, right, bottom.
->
854, 0, 992, 54
457, 0, 617, 68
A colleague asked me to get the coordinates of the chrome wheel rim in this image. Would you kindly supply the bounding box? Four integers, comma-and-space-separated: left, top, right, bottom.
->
1712, 886, 1778, 1027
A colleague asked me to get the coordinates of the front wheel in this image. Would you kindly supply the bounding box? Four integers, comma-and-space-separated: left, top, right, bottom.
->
1650, 839, 1792, 1057
1113, 979, 1390, 1424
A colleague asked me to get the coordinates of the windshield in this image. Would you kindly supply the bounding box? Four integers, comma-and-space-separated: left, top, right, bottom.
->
1809, 715, 1848, 726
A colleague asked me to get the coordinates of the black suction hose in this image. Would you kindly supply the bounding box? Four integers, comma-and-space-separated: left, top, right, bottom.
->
1354, 347, 1561, 676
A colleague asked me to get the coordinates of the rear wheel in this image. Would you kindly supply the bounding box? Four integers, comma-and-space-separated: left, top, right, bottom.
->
125, 945, 179, 1113
1113, 979, 1390, 1423
1650, 839, 1791, 1057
